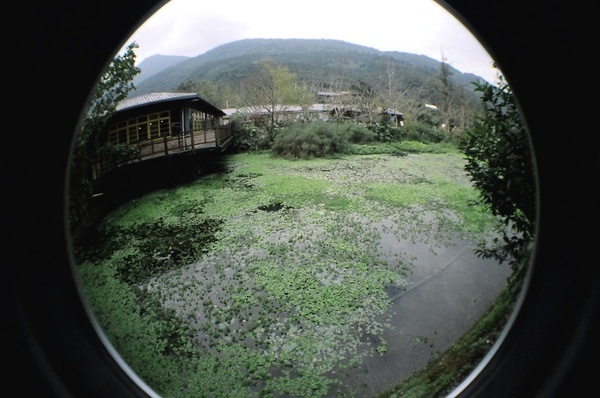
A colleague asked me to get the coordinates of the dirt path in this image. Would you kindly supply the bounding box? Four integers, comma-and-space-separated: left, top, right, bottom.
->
336, 237, 510, 396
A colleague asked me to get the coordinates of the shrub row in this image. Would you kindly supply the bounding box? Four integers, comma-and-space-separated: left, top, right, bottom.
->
230, 118, 451, 159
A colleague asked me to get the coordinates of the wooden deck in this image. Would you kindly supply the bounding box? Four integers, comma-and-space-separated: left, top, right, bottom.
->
92, 126, 233, 180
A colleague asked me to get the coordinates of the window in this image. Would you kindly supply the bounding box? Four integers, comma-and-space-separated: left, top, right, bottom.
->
108, 111, 171, 144
191, 109, 212, 131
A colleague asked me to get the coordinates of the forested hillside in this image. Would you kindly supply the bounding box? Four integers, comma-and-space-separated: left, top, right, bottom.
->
131, 38, 487, 122
133, 54, 190, 86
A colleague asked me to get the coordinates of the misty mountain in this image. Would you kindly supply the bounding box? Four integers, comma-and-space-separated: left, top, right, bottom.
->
131, 38, 487, 109
134, 54, 190, 85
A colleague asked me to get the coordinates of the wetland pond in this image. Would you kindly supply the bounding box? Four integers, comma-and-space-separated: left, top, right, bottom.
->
77, 151, 511, 397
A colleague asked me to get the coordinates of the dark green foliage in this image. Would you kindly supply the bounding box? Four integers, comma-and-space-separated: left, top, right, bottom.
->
96, 142, 140, 168
370, 123, 403, 142
400, 122, 448, 143
271, 121, 351, 159
364, 121, 448, 145
462, 75, 536, 271
111, 218, 221, 285
229, 116, 272, 152
270, 120, 453, 159
76, 208, 223, 285
69, 42, 141, 238
344, 123, 377, 144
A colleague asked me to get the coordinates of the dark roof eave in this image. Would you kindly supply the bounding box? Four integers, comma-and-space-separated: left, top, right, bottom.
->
190, 98, 226, 116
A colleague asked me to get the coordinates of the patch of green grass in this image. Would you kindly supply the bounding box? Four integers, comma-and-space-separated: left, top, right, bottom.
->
365, 182, 436, 208
255, 173, 331, 206
438, 182, 496, 235
347, 140, 459, 157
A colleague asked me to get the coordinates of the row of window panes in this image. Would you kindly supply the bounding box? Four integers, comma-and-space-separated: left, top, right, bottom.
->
108, 112, 171, 145
191, 110, 215, 131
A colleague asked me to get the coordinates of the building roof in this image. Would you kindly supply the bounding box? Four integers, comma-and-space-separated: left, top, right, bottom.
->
222, 104, 403, 117
316, 91, 351, 97
222, 104, 333, 116
116, 92, 199, 111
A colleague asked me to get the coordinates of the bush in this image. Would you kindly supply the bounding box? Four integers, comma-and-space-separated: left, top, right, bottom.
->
345, 123, 377, 143
229, 116, 271, 152
462, 77, 536, 271
271, 121, 351, 159
370, 123, 403, 142
400, 122, 448, 143
98, 142, 140, 167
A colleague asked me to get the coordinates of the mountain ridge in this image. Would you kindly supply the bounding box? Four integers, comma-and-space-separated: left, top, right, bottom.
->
133, 54, 190, 85
131, 38, 486, 110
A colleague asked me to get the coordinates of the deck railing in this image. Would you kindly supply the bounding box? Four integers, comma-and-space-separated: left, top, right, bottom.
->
91, 125, 233, 180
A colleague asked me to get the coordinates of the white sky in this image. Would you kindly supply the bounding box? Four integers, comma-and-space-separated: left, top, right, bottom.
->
120, 0, 498, 83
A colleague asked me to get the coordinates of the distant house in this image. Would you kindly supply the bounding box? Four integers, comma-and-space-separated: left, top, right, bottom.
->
93, 92, 231, 179
223, 104, 334, 125
223, 104, 403, 127
380, 108, 405, 127
316, 91, 351, 102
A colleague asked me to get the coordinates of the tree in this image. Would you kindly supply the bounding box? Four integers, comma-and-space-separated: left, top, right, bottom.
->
349, 81, 381, 125
462, 72, 536, 271
438, 50, 475, 137
238, 59, 310, 142
68, 42, 141, 236
378, 57, 411, 117
438, 51, 454, 131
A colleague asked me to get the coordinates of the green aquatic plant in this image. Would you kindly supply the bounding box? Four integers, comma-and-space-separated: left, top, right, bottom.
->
75, 149, 502, 397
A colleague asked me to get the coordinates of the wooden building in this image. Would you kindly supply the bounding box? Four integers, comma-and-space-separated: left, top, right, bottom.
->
93, 92, 231, 179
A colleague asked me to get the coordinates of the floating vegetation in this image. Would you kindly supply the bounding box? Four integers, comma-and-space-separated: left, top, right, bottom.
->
76, 151, 499, 397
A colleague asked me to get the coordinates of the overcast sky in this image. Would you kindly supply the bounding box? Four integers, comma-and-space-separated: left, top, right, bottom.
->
120, 0, 498, 83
